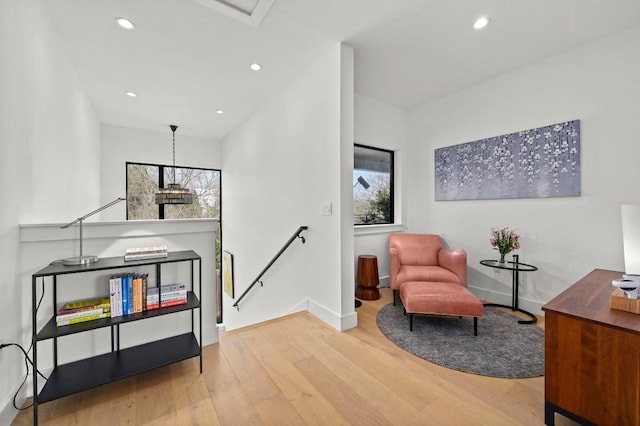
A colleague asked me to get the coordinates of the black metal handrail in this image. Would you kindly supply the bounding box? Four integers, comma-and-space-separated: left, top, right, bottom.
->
233, 226, 308, 310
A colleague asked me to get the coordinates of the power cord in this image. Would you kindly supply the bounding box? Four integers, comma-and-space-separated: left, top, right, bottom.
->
0, 342, 48, 410
0, 277, 49, 410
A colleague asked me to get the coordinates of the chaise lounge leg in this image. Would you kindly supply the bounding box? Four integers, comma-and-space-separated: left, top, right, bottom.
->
473, 317, 478, 336
393, 290, 397, 306
409, 313, 413, 331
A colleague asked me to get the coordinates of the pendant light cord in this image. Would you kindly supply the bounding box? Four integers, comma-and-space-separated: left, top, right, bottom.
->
170, 124, 178, 183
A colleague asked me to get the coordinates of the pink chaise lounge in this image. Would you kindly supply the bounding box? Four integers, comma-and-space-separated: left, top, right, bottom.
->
389, 233, 483, 335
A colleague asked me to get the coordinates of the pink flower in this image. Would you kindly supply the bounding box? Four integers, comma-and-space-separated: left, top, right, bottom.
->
490, 227, 520, 254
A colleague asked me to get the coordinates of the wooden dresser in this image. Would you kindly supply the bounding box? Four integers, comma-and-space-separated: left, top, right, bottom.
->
542, 269, 640, 426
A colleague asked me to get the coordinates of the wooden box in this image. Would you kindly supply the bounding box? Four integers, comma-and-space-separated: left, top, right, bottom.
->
610, 288, 640, 314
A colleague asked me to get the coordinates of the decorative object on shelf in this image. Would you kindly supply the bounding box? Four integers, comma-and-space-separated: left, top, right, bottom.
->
154, 124, 194, 205
612, 276, 640, 299
60, 197, 125, 265
124, 245, 168, 261
490, 227, 520, 263
223, 250, 234, 297
435, 120, 580, 201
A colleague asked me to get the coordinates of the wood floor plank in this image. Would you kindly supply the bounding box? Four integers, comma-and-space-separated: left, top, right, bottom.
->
219, 333, 282, 404
13, 287, 567, 426
240, 323, 350, 426
202, 343, 261, 425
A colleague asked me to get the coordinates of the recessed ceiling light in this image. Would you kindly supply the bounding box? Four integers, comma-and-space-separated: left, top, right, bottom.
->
215, 110, 224, 115
473, 16, 490, 30
250, 63, 262, 71
125, 91, 137, 97
115, 17, 136, 30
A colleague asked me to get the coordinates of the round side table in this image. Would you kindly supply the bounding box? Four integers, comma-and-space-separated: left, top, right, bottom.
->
356, 255, 381, 301
479, 254, 538, 324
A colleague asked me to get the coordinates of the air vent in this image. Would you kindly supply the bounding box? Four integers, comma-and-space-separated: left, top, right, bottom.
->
192, 0, 275, 26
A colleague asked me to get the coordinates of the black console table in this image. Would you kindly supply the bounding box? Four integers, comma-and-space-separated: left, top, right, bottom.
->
480, 254, 538, 324
31, 250, 202, 425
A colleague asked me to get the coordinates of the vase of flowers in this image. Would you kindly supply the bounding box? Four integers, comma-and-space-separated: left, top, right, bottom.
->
490, 227, 520, 263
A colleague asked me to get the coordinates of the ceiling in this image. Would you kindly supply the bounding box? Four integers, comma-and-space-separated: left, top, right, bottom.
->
43, 0, 640, 140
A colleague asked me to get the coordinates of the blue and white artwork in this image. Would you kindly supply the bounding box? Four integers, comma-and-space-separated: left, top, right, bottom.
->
434, 120, 580, 201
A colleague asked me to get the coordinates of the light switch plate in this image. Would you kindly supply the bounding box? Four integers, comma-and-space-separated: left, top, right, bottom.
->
321, 202, 332, 216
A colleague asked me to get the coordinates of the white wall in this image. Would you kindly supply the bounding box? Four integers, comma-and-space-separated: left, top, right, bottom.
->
221, 44, 356, 331
354, 93, 408, 286
0, 0, 101, 423
407, 25, 640, 315
99, 124, 222, 221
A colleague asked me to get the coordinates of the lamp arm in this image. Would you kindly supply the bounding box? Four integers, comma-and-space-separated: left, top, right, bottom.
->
61, 197, 125, 229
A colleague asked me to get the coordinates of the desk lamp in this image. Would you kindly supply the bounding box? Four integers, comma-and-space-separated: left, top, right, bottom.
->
60, 197, 125, 265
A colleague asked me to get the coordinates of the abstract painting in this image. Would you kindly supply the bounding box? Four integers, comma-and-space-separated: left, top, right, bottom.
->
434, 120, 580, 200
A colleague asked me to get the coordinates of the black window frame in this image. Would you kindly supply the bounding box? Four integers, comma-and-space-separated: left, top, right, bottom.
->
125, 161, 223, 323
354, 144, 395, 226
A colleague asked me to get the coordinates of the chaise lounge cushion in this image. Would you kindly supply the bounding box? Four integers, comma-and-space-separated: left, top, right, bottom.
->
400, 281, 483, 318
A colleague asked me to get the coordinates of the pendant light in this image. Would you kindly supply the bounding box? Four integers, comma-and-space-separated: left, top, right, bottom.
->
154, 125, 194, 205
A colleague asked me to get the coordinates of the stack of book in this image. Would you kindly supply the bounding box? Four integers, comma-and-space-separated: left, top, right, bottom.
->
124, 245, 168, 261
109, 273, 187, 317
147, 283, 187, 310
56, 297, 111, 327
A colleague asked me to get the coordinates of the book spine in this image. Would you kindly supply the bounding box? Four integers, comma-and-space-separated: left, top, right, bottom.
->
57, 312, 111, 327
142, 274, 148, 312
56, 307, 108, 321
57, 302, 110, 316
121, 275, 129, 316
127, 274, 134, 315
147, 291, 187, 303
133, 276, 141, 313
115, 276, 122, 317
146, 299, 187, 310
124, 252, 168, 261
64, 297, 110, 310
109, 277, 117, 317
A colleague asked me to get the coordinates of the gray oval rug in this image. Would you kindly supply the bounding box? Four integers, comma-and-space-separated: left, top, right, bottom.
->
376, 303, 544, 378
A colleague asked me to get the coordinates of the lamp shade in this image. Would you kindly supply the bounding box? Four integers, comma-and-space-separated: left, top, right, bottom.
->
155, 183, 194, 204
155, 125, 194, 205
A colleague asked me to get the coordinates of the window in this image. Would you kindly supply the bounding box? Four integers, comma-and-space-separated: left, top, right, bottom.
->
126, 162, 223, 322
126, 163, 220, 220
354, 144, 394, 225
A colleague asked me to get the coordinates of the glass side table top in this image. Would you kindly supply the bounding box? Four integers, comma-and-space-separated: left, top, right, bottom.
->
480, 259, 538, 272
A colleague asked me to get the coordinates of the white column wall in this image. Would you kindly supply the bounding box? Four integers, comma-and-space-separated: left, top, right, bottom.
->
407, 25, 640, 315
221, 44, 356, 331
0, 0, 101, 422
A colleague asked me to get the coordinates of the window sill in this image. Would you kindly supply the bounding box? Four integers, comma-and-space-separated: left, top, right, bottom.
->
354, 223, 405, 236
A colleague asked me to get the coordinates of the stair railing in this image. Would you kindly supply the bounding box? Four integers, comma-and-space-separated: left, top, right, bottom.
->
233, 226, 308, 310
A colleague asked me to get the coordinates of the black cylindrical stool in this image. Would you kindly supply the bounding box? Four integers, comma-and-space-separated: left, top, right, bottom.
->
356, 255, 381, 301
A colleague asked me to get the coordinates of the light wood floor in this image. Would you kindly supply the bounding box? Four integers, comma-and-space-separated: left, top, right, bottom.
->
13, 288, 579, 425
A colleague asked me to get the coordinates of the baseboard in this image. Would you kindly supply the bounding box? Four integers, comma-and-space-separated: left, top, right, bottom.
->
379, 275, 390, 287
202, 323, 220, 346
298, 298, 357, 331
1, 372, 32, 426
0, 396, 19, 426
468, 285, 545, 317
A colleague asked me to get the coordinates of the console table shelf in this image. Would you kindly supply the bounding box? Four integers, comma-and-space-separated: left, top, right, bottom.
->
31, 250, 203, 425
37, 332, 199, 403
